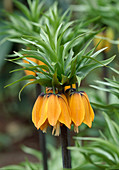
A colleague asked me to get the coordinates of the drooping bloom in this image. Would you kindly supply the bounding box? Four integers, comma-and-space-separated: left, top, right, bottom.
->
32, 88, 94, 135
93, 28, 114, 52
32, 93, 71, 136
23, 57, 36, 78
23, 57, 46, 80
66, 88, 95, 133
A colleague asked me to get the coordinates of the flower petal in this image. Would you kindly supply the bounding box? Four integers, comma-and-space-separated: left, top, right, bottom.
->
65, 84, 76, 91
47, 94, 61, 126
59, 93, 68, 105
37, 95, 48, 128
32, 95, 44, 127
40, 119, 49, 133
69, 93, 85, 126
58, 96, 71, 129
23, 57, 36, 80
81, 95, 92, 128
83, 92, 95, 121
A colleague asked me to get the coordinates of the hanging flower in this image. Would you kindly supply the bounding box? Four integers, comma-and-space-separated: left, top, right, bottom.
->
66, 88, 95, 133
93, 28, 114, 52
32, 88, 94, 135
23, 57, 37, 78
32, 92, 71, 136
23, 57, 46, 80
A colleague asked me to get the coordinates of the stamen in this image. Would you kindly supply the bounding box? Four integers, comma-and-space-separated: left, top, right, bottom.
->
55, 122, 60, 136
42, 126, 47, 133
74, 125, 79, 133
52, 122, 60, 136
52, 126, 56, 135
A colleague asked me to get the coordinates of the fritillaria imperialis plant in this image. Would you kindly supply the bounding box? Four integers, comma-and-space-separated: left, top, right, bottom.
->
3, 1, 115, 169
6, 8, 115, 136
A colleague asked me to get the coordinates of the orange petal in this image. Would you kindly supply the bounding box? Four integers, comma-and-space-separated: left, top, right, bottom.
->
58, 96, 71, 129
60, 94, 68, 105
90, 105, 95, 122
47, 94, 61, 126
38, 60, 46, 71
38, 60, 45, 65
72, 84, 76, 88
32, 95, 44, 127
81, 95, 92, 128
69, 93, 85, 126
40, 119, 49, 133
37, 95, 48, 129
24, 70, 36, 77
65, 85, 71, 91
65, 84, 76, 91
23, 57, 37, 64
83, 92, 95, 121
23, 57, 37, 80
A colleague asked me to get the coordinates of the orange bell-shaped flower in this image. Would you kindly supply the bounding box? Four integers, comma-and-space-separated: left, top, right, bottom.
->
23, 57, 46, 80
32, 93, 44, 127
32, 93, 71, 136
93, 28, 114, 53
68, 91, 85, 133
67, 89, 94, 132
23, 57, 36, 79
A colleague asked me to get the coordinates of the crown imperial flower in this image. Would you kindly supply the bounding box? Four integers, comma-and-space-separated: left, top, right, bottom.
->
67, 89, 95, 133
23, 57, 46, 79
32, 88, 94, 135
94, 28, 114, 52
32, 92, 71, 136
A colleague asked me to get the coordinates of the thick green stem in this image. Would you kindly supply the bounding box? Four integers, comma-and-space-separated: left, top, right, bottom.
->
60, 125, 72, 169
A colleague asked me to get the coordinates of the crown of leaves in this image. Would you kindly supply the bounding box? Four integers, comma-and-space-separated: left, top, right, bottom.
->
2, 0, 115, 96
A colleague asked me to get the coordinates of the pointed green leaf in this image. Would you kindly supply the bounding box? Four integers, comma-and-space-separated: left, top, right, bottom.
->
65, 48, 74, 69
4, 75, 36, 88
13, 0, 31, 19
52, 71, 60, 87
21, 145, 42, 160
77, 55, 115, 80
76, 75, 81, 87
103, 112, 119, 145
61, 74, 69, 85
1, 165, 24, 170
